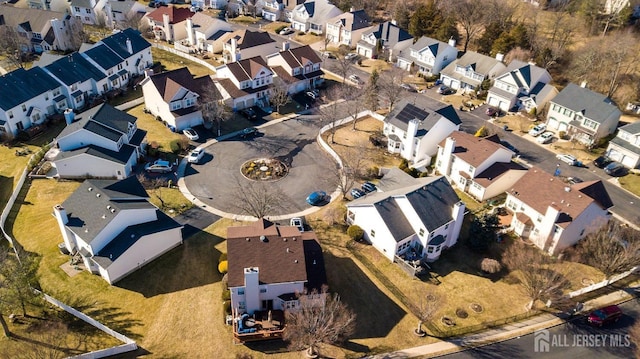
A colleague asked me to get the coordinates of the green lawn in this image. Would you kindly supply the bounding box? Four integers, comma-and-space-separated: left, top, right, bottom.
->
151, 47, 213, 78
619, 172, 640, 197
127, 104, 184, 155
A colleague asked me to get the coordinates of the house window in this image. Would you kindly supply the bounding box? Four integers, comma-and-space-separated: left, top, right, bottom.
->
419, 228, 425, 237
468, 165, 474, 172
45, 94, 49, 101
16, 122, 24, 130
445, 223, 449, 230
537, 215, 543, 222
580, 229, 585, 236
552, 104, 559, 112
53, 88, 61, 97
21, 104, 26, 112
584, 119, 598, 130
427, 246, 434, 254
370, 229, 375, 238
347, 210, 355, 222
85, 16, 90, 22
171, 102, 181, 110
85, 8, 91, 14
238, 289, 245, 295
260, 288, 267, 293
7, 111, 13, 119
111, 79, 118, 86
118, 64, 123, 70
74, 6, 80, 11
31, 113, 41, 122
472, 182, 481, 190
103, 83, 109, 92
185, 97, 195, 107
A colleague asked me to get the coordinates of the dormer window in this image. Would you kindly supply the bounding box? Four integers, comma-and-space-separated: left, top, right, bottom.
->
171, 101, 181, 111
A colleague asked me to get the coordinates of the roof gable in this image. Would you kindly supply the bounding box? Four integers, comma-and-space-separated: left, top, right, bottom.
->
551, 83, 621, 123
146, 5, 193, 24
83, 44, 124, 70
100, 28, 151, 59
58, 103, 137, 140
439, 131, 508, 168
0, 67, 60, 111
45, 52, 106, 85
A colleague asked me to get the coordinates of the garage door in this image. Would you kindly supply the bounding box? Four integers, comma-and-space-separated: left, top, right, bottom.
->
488, 96, 499, 107
443, 78, 451, 87
608, 148, 623, 162
450, 80, 460, 89
621, 154, 637, 168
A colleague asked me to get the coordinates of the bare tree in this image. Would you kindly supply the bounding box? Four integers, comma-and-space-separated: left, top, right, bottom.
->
571, 219, 640, 277
526, 2, 578, 69
317, 85, 346, 144
284, 288, 356, 357
0, 26, 30, 70
378, 67, 404, 111
503, 243, 571, 310
270, 77, 291, 114
198, 78, 231, 136
364, 68, 380, 113
230, 179, 285, 219
332, 49, 353, 83
328, 140, 368, 199
441, 0, 491, 53
345, 87, 365, 130
68, 21, 89, 51
411, 290, 441, 336
120, 12, 145, 31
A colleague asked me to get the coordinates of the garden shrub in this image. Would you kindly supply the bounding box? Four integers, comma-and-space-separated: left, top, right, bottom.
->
218, 260, 228, 274
346, 225, 364, 241
169, 139, 181, 153
218, 253, 227, 263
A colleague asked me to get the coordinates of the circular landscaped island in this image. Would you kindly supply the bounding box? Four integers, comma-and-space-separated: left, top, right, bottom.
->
241, 158, 289, 181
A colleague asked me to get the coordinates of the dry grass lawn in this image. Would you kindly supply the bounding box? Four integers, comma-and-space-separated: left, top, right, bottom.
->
127, 104, 184, 152
292, 33, 324, 45
151, 47, 212, 78
354, 59, 392, 74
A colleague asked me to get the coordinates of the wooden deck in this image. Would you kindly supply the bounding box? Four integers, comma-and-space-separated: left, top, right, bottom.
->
233, 310, 286, 343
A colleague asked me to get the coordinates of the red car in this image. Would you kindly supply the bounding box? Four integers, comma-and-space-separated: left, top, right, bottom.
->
587, 305, 622, 327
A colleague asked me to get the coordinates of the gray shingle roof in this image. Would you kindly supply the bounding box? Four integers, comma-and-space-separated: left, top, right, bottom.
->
0, 67, 60, 111
385, 101, 461, 135
55, 143, 136, 164
619, 121, 640, 135
70, 0, 93, 8
326, 9, 369, 31
609, 136, 640, 155
100, 28, 151, 59
0, 4, 66, 31
62, 177, 153, 244
440, 51, 504, 85
45, 52, 106, 85
83, 44, 123, 70
58, 104, 137, 141
367, 21, 413, 48
551, 83, 621, 124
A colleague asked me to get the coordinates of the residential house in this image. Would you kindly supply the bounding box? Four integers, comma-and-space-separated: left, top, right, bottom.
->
439, 51, 507, 93
227, 219, 327, 342
146, 5, 193, 42
0, 5, 83, 53
266, 43, 323, 94
53, 177, 183, 284
181, 13, 233, 54
356, 21, 413, 61
382, 99, 462, 169
486, 60, 557, 113
51, 104, 146, 179
346, 175, 466, 263
290, 0, 341, 34
215, 56, 274, 110
193, 0, 229, 10
324, 8, 371, 48
220, 29, 277, 64
506, 167, 613, 254
396, 37, 458, 76
262, 0, 284, 21
70, 0, 98, 25
606, 121, 640, 168
282, 0, 305, 22
42, 53, 109, 110
104, 0, 147, 29
141, 67, 216, 131
0, 67, 65, 138
26, 0, 69, 13
434, 131, 528, 201
545, 83, 621, 146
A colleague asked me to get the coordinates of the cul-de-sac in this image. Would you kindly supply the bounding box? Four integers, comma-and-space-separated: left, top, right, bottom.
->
1, 0, 640, 357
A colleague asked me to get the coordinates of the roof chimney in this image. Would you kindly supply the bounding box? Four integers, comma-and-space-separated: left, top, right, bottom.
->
350, 6, 355, 12
448, 37, 456, 47
495, 53, 504, 62
126, 38, 133, 55
391, 19, 397, 26
282, 41, 290, 51
580, 81, 587, 88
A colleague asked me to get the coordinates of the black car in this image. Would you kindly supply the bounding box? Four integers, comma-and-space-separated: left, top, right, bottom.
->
593, 155, 613, 169
500, 140, 519, 154
239, 127, 258, 139
604, 161, 627, 177
361, 182, 377, 193
240, 108, 257, 120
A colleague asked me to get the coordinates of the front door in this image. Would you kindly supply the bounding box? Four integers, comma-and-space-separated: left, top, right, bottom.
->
262, 299, 273, 310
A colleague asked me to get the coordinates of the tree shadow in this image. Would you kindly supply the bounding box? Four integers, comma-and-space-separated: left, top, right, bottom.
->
454, 337, 532, 358
115, 231, 224, 297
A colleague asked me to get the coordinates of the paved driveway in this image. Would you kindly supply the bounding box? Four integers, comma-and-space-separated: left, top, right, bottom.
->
182, 117, 336, 217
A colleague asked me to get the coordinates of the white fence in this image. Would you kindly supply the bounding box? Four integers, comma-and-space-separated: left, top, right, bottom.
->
115, 97, 145, 111
151, 43, 218, 73
0, 168, 27, 251
567, 266, 640, 299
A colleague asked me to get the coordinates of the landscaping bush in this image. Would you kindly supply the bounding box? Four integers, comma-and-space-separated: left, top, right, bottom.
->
218, 260, 228, 274
221, 288, 231, 301
403, 166, 419, 178
346, 225, 364, 241
15, 130, 30, 142
169, 139, 182, 154
418, 171, 430, 178
147, 141, 160, 157
399, 158, 409, 170
480, 258, 502, 273
365, 166, 380, 179
558, 130, 566, 140
218, 253, 227, 263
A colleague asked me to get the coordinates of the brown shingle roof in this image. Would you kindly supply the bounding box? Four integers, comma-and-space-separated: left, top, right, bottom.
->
147, 67, 210, 102
224, 56, 270, 82
271, 65, 302, 84
215, 78, 269, 99
508, 167, 603, 227
439, 131, 506, 168
219, 29, 275, 49
227, 219, 308, 288
473, 161, 527, 187
146, 6, 193, 24
287, 45, 323, 66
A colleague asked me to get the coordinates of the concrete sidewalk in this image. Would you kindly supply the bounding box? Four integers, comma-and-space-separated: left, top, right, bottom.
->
366, 284, 639, 358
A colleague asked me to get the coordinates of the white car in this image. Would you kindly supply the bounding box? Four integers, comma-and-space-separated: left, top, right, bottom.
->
556, 154, 578, 166
183, 128, 199, 141
348, 74, 362, 85
345, 53, 358, 61
187, 148, 205, 163
537, 131, 554, 144
528, 124, 547, 137
279, 27, 294, 35
290, 217, 304, 232
145, 159, 173, 173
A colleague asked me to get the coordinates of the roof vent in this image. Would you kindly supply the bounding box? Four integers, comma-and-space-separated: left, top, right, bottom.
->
294, 259, 298, 263
564, 187, 571, 192
88, 187, 93, 191
283, 238, 287, 242
292, 237, 296, 241
260, 235, 267, 242
246, 237, 250, 241
107, 205, 112, 210
130, 234, 135, 239
96, 193, 101, 197
101, 214, 106, 219
110, 208, 115, 213
84, 228, 89, 233
286, 248, 290, 253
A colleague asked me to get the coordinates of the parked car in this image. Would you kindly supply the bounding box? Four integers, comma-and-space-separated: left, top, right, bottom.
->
361, 181, 377, 193
439, 87, 455, 95
556, 154, 578, 166
145, 159, 173, 173
350, 188, 365, 199
537, 131, 554, 144
240, 107, 257, 120
588, 305, 622, 327
485, 107, 499, 117
290, 217, 304, 232
400, 83, 417, 92
190, 5, 202, 12
345, 53, 358, 61
306, 191, 328, 206
279, 27, 294, 35
183, 128, 199, 141
528, 123, 547, 137
322, 51, 336, 59
500, 140, 519, 155
604, 161, 627, 177
593, 155, 613, 169
306, 91, 318, 100
348, 74, 362, 85
567, 176, 583, 185
239, 127, 258, 139
187, 148, 205, 163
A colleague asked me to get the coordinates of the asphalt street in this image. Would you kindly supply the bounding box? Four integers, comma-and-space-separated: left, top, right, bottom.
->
440, 299, 639, 358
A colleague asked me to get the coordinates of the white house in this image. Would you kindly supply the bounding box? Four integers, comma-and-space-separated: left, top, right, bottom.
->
324, 9, 371, 48
70, 0, 99, 25
486, 60, 557, 113
266, 43, 323, 94
141, 67, 216, 131
215, 56, 274, 110
27, 0, 70, 12
0, 5, 83, 53
146, 5, 194, 42
439, 51, 506, 93
181, 13, 233, 54
356, 21, 413, 61
42, 52, 109, 110
262, 0, 284, 21
396, 37, 458, 76
290, 0, 341, 34
104, 0, 147, 29
0, 67, 66, 138
227, 219, 327, 341
606, 121, 640, 169
545, 83, 621, 146
347, 175, 466, 263
219, 29, 277, 64
53, 177, 183, 284
434, 131, 527, 201
51, 104, 146, 179
382, 99, 462, 169
505, 167, 613, 255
